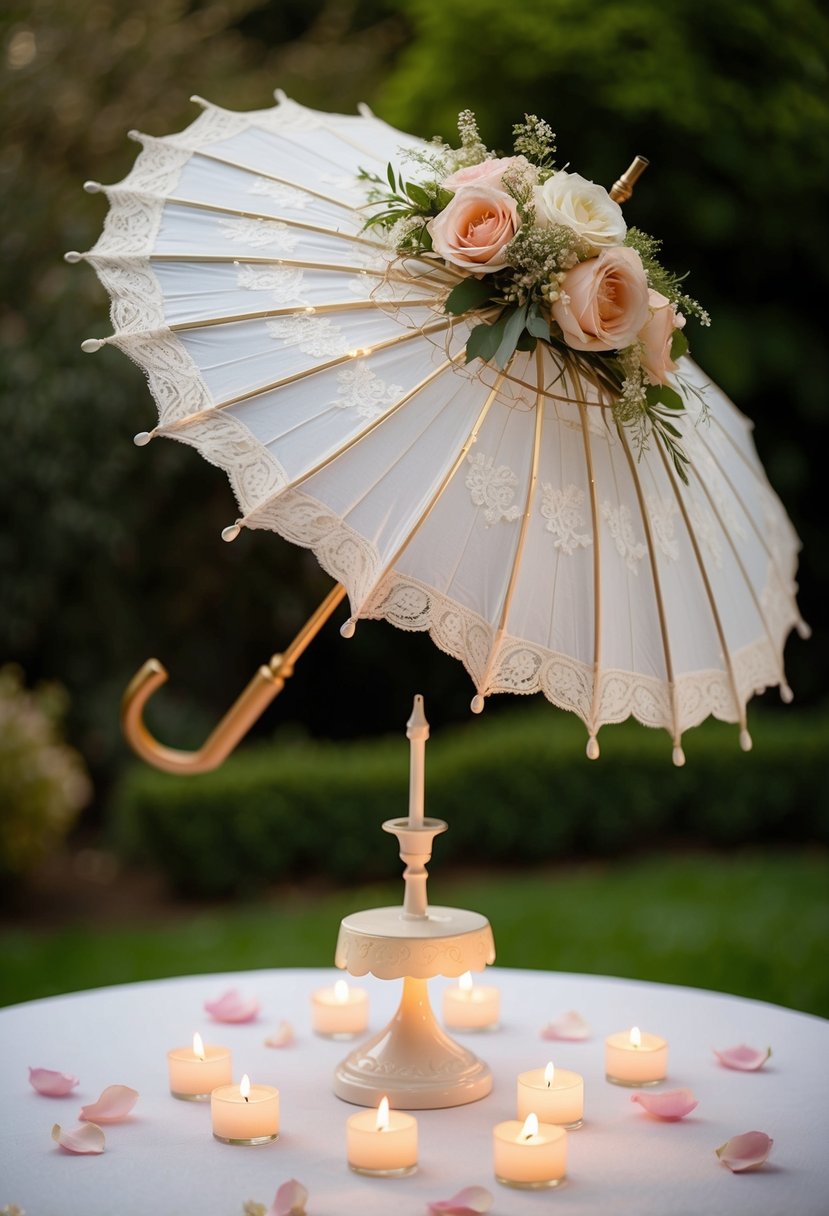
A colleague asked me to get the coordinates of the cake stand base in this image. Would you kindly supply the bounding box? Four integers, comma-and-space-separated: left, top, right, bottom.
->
333, 976, 493, 1109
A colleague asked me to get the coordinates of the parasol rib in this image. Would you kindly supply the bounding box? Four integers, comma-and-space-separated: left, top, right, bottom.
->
655, 440, 750, 747
340, 370, 510, 628
699, 416, 806, 624
683, 453, 792, 698
472, 347, 545, 707
146, 254, 454, 289
616, 426, 684, 763
159, 314, 464, 431
573, 367, 603, 757
241, 353, 468, 526
143, 297, 449, 335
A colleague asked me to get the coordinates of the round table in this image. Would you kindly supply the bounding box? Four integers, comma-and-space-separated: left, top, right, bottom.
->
2, 967, 827, 1214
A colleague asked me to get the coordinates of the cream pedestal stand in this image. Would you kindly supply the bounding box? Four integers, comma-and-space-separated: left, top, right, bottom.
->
333, 815, 496, 1110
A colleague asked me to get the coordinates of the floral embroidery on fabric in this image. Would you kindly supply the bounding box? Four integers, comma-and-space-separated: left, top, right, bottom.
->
330, 362, 403, 419
540, 484, 592, 554
466, 453, 522, 525
688, 499, 723, 568
235, 264, 308, 304
601, 501, 646, 571
218, 217, 300, 252
248, 178, 309, 209
266, 313, 350, 357
647, 495, 680, 561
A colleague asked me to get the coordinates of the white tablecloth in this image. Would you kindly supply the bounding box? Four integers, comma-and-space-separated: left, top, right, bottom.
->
2, 967, 827, 1215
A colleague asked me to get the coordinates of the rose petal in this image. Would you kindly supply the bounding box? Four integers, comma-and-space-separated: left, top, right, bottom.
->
268, 1179, 308, 1216
715, 1131, 773, 1172
264, 1021, 294, 1049
540, 1010, 591, 1041
51, 1122, 105, 1154
79, 1085, 139, 1123
427, 1186, 494, 1215
631, 1088, 699, 1120
29, 1067, 80, 1097
204, 988, 261, 1023
714, 1045, 772, 1072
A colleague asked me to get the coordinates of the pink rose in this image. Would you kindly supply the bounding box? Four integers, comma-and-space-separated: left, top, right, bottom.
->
639, 289, 686, 384
552, 247, 650, 352
443, 156, 529, 192
427, 184, 520, 273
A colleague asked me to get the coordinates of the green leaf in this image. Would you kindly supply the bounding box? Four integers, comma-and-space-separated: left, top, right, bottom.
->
646, 384, 685, 412
493, 304, 529, 368
526, 302, 552, 341
465, 315, 509, 364
386, 163, 397, 192
516, 330, 537, 352
670, 329, 689, 361
405, 182, 431, 209
444, 276, 495, 316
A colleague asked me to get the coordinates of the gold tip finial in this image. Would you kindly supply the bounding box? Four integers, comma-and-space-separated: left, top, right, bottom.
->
609, 156, 650, 204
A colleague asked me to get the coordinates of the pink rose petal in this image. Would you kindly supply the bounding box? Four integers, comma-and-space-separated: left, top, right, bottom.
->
265, 1021, 295, 1049
631, 1088, 699, 1120
268, 1179, 307, 1216
79, 1085, 139, 1123
540, 1010, 591, 1041
714, 1044, 772, 1072
715, 1130, 773, 1172
51, 1122, 105, 1154
204, 988, 261, 1023
427, 1186, 494, 1215
29, 1067, 80, 1097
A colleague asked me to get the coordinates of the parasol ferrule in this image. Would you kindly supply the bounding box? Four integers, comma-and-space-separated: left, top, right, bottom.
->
609, 156, 650, 204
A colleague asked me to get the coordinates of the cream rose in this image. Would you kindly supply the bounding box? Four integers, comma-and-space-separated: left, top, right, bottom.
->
639, 289, 687, 384
536, 170, 626, 251
427, 184, 520, 272
552, 246, 650, 352
442, 156, 531, 192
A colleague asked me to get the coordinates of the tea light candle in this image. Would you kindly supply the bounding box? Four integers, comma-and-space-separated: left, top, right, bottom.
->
493, 1113, 567, 1189
605, 1026, 668, 1086
346, 1096, 418, 1177
311, 978, 369, 1038
443, 971, 500, 1031
517, 1061, 584, 1128
211, 1073, 279, 1145
167, 1032, 232, 1101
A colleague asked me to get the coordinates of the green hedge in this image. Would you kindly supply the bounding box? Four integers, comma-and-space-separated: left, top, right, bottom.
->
109, 706, 829, 897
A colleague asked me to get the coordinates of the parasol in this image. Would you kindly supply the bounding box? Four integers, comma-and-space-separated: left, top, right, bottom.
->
68, 91, 809, 769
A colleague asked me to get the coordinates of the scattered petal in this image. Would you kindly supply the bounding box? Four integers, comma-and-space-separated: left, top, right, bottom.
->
540, 1010, 591, 1041
79, 1085, 139, 1123
268, 1179, 308, 1216
51, 1122, 105, 1154
28, 1067, 80, 1097
265, 1021, 295, 1049
427, 1186, 494, 1215
631, 1088, 699, 1120
204, 988, 261, 1023
714, 1045, 772, 1072
715, 1131, 773, 1172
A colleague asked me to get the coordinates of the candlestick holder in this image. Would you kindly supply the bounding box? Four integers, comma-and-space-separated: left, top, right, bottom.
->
333, 817, 495, 1109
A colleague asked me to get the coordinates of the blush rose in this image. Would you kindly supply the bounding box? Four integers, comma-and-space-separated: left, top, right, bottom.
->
639, 290, 686, 384
427, 184, 520, 272
553, 247, 650, 352
442, 156, 530, 192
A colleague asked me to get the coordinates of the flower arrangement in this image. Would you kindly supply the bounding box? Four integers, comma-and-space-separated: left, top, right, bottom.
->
360, 112, 710, 481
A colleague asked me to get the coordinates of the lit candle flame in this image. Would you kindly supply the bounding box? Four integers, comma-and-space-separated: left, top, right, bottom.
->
240, 1073, 251, 1102
334, 979, 349, 1003
193, 1032, 205, 1061
544, 1061, 555, 1087
459, 971, 473, 993
376, 1095, 390, 1131
521, 1112, 539, 1140
630, 1026, 642, 1048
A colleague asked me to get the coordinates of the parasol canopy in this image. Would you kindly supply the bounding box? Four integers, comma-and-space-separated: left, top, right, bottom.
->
69, 91, 809, 764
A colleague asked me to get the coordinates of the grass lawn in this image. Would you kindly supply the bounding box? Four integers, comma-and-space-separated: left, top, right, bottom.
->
2, 847, 827, 1017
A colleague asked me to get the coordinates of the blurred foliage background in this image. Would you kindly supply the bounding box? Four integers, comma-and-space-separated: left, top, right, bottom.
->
1, 0, 827, 869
